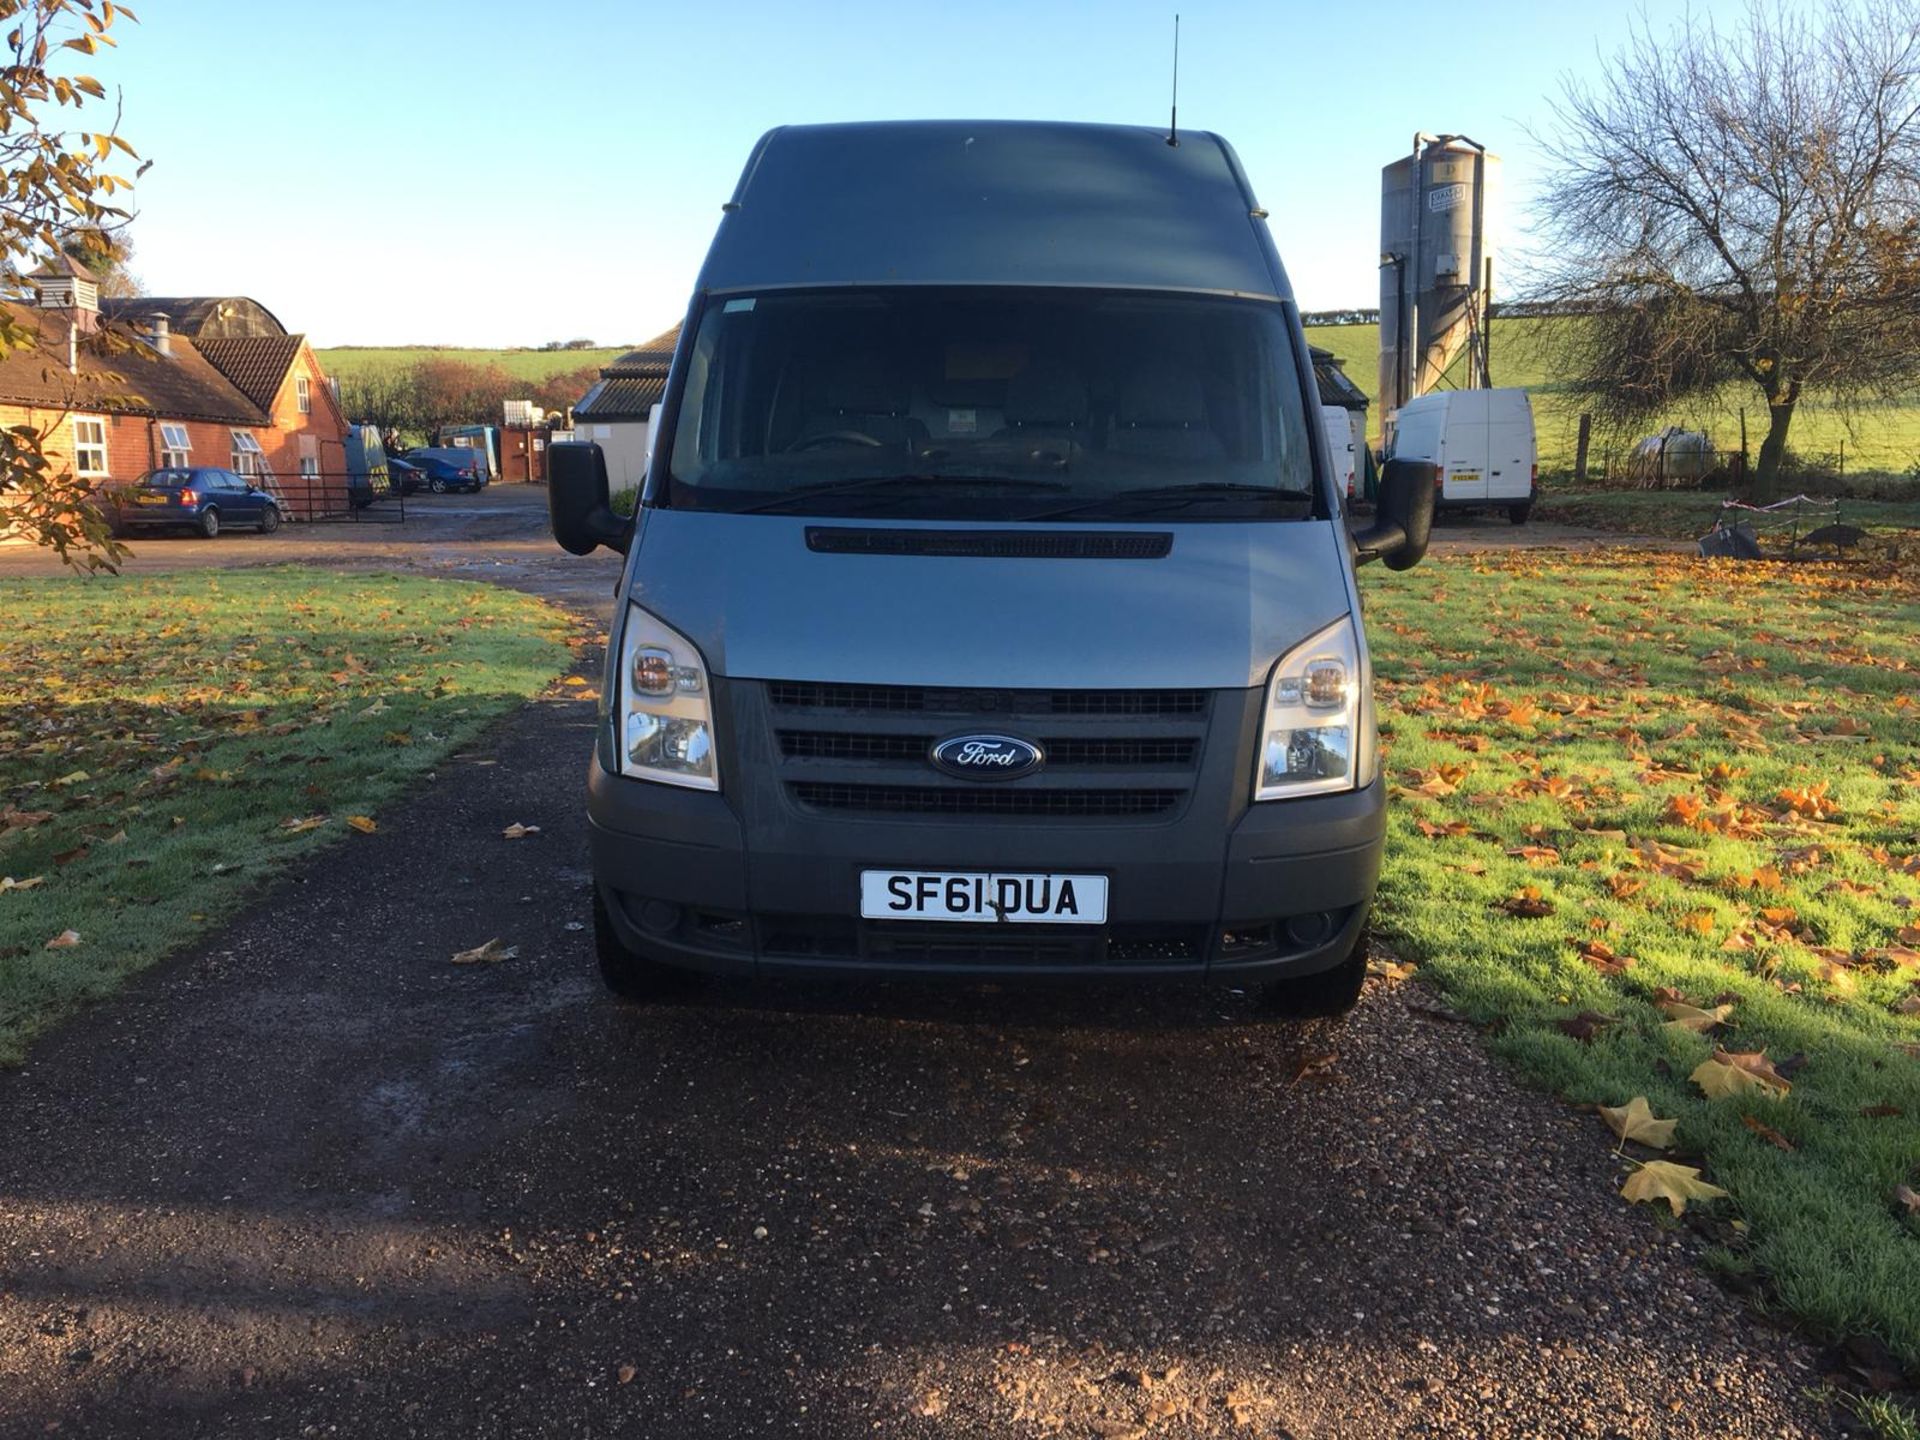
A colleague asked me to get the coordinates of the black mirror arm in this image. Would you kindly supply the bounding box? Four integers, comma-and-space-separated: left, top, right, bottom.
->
1349, 522, 1406, 567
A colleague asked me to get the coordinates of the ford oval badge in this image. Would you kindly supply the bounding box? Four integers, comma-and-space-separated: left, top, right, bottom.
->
930, 733, 1044, 782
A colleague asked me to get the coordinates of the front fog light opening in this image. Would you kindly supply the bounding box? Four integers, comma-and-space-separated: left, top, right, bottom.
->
1261, 725, 1351, 789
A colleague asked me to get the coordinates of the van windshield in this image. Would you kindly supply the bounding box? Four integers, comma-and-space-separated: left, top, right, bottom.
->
662, 288, 1319, 520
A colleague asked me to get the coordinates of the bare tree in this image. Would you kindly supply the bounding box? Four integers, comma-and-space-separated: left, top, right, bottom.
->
1533, 1, 1920, 499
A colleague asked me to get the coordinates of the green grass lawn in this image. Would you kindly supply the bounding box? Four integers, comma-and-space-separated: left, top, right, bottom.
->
0, 569, 573, 1063
1365, 548, 1920, 1375
1308, 318, 1920, 479
316, 346, 632, 384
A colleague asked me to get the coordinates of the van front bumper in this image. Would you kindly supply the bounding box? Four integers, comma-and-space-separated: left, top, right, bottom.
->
586, 753, 1384, 984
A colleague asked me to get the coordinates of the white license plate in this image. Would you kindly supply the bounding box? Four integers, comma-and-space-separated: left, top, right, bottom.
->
860, 870, 1108, 925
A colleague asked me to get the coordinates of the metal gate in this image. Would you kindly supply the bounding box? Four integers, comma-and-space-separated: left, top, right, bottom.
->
270, 471, 408, 524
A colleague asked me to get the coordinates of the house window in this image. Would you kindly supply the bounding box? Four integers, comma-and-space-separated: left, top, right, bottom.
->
230, 429, 264, 475
72, 415, 108, 478
298, 455, 318, 480
159, 422, 191, 469
296, 375, 311, 414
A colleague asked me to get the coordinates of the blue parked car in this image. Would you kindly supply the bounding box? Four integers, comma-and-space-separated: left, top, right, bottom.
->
404, 448, 489, 494
387, 455, 427, 495
108, 467, 283, 538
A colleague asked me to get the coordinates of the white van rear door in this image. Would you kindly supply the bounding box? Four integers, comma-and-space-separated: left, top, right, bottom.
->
1319, 405, 1356, 502
1486, 393, 1535, 500
1442, 392, 1489, 502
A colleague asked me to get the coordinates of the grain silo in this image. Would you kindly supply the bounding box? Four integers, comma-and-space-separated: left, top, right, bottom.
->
1377, 134, 1497, 428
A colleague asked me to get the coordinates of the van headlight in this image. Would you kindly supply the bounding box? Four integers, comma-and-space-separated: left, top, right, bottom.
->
1254, 616, 1360, 801
616, 606, 718, 790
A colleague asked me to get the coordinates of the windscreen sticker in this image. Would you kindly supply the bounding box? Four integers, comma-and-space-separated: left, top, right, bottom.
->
722, 297, 757, 313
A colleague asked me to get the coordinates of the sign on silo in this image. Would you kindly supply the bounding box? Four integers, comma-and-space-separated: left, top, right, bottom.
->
1378, 135, 1498, 427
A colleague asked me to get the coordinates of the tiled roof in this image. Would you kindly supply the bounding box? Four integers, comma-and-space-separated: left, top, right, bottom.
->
606, 324, 680, 374
1308, 346, 1369, 410
573, 375, 666, 421
0, 302, 264, 425
193, 335, 305, 411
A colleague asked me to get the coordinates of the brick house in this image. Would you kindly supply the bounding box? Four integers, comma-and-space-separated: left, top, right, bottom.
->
0, 257, 349, 529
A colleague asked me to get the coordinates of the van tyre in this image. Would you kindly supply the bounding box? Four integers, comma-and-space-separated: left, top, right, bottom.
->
1261, 916, 1370, 1018
1508, 501, 1533, 525
592, 884, 687, 1001
198, 508, 220, 539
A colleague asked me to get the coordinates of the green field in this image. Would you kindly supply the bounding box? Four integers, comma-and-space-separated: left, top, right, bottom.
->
0, 570, 572, 1063
1366, 548, 1920, 1382
1307, 318, 1920, 481
316, 346, 631, 383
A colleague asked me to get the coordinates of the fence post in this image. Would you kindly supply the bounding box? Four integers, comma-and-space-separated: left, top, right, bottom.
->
1574, 413, 1592, 484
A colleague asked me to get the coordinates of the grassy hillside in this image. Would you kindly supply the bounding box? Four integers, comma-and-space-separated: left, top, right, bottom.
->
316, 346, 629, 384
1307, 318, 1920, 481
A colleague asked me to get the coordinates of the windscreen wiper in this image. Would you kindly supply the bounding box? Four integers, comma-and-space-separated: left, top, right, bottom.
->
1020, 482, 1315, 521
735, 474, 1071, 515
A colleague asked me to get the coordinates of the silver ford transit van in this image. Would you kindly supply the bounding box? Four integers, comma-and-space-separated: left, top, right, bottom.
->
551, 121, 1434, 1014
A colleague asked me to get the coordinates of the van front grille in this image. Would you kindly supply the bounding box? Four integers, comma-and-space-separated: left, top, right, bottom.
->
765, 682, 1208, 718
789, 783, 1183, 819
758, 680, 1212, 823
777, 730, 1198, 767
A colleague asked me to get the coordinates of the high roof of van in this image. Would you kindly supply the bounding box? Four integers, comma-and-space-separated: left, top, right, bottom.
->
697, 121, 1292, 302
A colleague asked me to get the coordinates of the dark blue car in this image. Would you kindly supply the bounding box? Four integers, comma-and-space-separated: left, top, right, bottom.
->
404, 449, 489, 494
108, 467, 283, 538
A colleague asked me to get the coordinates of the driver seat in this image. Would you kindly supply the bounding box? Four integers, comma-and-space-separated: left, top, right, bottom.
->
794, 352, 929, 452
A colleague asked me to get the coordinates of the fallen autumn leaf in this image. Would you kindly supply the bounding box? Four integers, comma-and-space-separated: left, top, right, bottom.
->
1621, 1160, 1729, 1216
1600, 1096, 1678, 1150
451, 938, 518, 965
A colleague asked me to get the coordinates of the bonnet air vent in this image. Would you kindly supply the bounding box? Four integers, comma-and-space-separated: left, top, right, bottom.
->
805, 527, 1173, 560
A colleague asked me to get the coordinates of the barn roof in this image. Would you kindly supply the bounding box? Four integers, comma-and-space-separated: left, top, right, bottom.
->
100, 295, 288, 339
1308, 346, 1369, 410
573, 375, 666, 421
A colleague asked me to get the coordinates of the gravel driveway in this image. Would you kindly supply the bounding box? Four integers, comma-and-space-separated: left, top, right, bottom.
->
0, 668, 1840, 1440
0, 489, 1837, 1437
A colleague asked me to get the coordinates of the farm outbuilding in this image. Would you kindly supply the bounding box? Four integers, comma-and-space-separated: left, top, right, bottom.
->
0, 259, 349, 531
572, 324, 679, 493
1310, 345, 1374, 499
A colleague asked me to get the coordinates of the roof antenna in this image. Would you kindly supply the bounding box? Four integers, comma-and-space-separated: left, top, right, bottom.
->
1165, 13, 1180, 147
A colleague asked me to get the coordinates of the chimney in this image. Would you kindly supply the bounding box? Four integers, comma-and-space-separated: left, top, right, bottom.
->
143, 312, 171, 358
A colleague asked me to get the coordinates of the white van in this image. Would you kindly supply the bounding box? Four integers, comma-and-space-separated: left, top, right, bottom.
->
1390, 388, 1536, 523
1319, 404, 1358, 505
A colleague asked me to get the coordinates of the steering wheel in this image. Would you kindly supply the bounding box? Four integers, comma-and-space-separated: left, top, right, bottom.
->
788, 430, 884, 452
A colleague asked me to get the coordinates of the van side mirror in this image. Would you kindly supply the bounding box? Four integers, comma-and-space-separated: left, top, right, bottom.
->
548, 442, 631, 556
1352, 459, 1436, 571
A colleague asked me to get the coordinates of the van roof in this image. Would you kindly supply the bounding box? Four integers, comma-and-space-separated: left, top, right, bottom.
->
698, 121, 1291, 301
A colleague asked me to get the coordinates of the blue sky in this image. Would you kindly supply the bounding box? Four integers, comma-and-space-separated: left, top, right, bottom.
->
99, 0, 1755, 347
